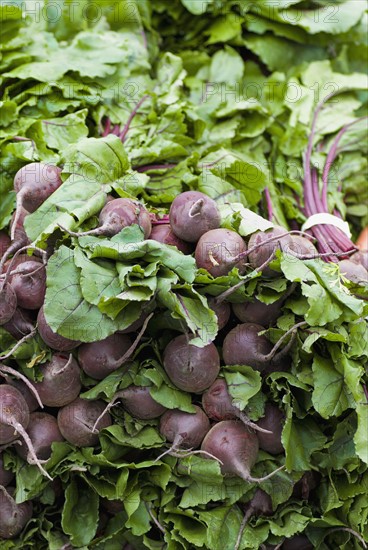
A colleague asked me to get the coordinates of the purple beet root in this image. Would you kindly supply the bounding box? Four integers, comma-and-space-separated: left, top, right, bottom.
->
150, 224, 192, 254
163, 334, 220, 393
37, 307, 81, 351
256, 403, 285, 455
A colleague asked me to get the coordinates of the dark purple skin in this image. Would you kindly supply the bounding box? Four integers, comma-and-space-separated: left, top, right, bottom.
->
159, 406, 210, 449
17, 412, 64, 461
149, 224, 193, 254
248, 226, 293, 277
338, 259, 368, 285
232, 298, 282, 326
201, 420, 259, 481
37, 306, 81, 351
292, 471, 320, 500
7, 257, 46, 309
208, 297, 231, 330
119, 386, 167, 420
0, 231, 10, 258
78, 333, 132, 380
13, 162, 62, 213
101, 498, 123, 515
282, 535, 313, 550
243, 488, 273, 521
3, 307, 34, 340
202, 378, 240, 422
57, 398, 112, 447
222, 323, 273, 372
195, 229, 247, 277
0, 453, 14, 487
163, 334, 220, 393
8, 378, 39, 413
256, 403, 285, 455
0, 486, 33, 539
33, 353, 82, 407
0, 385, 30, 445
0, 283, 17, 325
285, 235, 317, 258
98, 198, 152, 238
351, 250, 368, 271
169, 191, 221, 243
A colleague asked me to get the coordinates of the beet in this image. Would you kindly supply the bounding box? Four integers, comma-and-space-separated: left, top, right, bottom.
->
0, 486, 33, 539
0, 283, 17, 325
119, 386, 167, 420
7, 256, 46, 309
351, 250, 368, 271
78, 333, 132, 380
159, 406, 210, 449
12, 162, 62, 240
150, 224, 192, 254
0, 385, 50, 478
232, 298, 282, 326
248, 226, 292, 277
169, 191, 221, 243
338, 259, 368, 285
201, 420, 283, 483
57, 398, 112, 447
3, 308, 34, 340
235, 488, 273, 550
163, 334, 220, 393
208, 297, 231, 330
37, 306, 81, 351
202, 379, 271, 434
17, 412, 64, 461
33, 353, 82, 407
195, 228, 247, 277
286, 235, 317, 257
222, 323, 273, 372
256, 403, 285, 455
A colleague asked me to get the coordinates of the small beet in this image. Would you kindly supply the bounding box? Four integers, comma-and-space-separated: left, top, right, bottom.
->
0, 486, 33, 539
33, 353, 82, 407
159, 406, 210, 449
3, 308, 34, 340
232, 298, 282, 326
37, 306, 81, 351
202, 378, 271, 434
248, 226, 292, 277
201, 420, 280, 483
223, 323, 273, 372
163, 334, 220, 393
150, 224, 192, 254
256, 403, 285, 455
119, 386, 167, 420
351, 250, 368, 271
17, 412, 64, 461
207, 297, 231, 330
169, 191, 221, 243
7, 256, 46, 309
78, 333, 132, 380
8, 378, 39, 413
195, 228, 247, 277
0, 283, 17, 325
57, 398, 112, 447
339, 259, 368, 285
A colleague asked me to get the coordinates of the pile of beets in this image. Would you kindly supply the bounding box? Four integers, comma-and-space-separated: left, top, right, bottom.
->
0, 162, 367, 548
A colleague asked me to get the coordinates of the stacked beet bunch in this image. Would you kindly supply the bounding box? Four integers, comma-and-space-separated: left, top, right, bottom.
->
0, 157, 367, 549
